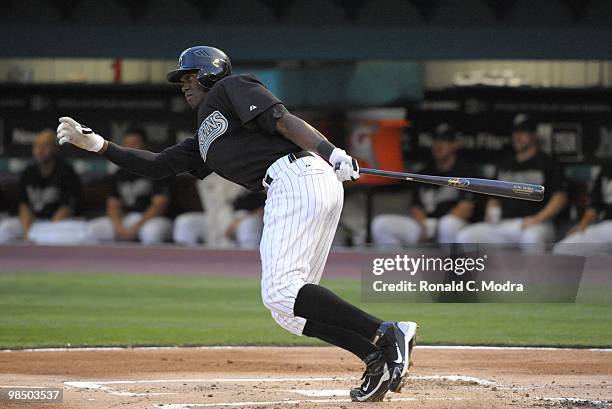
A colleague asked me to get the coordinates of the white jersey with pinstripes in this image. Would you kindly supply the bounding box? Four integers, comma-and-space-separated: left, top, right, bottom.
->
259, 152, 344, 335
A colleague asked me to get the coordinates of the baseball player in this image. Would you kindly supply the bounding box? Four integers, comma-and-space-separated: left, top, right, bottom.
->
225, 191, 266, 248
553, 163, 612, 255
372, 123, 478, 246
456, 114, 567, 252
0, 129, 85, 244
173, 175, 264, 248
84, 128, 172, 245
56, 46, 417, 402
172, 173, 242, 247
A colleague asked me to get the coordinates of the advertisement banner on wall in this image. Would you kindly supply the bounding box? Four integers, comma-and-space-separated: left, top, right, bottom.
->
405, 87, 612, 166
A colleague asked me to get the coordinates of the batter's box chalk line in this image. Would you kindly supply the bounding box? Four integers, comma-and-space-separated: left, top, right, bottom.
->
64, 377, 351, 397
64, 374, 499, 400
537, 397, 612, 407
154, 395, 612, 409
155, 397, 466, 409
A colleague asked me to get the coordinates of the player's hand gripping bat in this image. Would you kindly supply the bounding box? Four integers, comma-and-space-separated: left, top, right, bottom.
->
359, 168, 544, 202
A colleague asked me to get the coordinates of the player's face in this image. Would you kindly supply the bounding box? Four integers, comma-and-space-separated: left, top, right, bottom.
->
180, 72, 207, 109
512, 130, 536, 153
122, 134, 145, 150
32, 132, 57, 164
431, 139, 456, 162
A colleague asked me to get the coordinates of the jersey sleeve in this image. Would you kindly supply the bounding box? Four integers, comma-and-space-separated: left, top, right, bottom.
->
255, 104, 289, 134
158, 137, 213, 180
219, 75, 283, 126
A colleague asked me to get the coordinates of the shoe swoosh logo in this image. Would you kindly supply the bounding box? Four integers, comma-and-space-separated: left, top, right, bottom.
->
394, 343, 403, 364
362, 378, 371, 391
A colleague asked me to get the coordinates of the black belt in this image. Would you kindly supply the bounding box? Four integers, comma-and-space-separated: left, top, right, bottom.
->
289, 151, 313, 163
265, 151, 313, 185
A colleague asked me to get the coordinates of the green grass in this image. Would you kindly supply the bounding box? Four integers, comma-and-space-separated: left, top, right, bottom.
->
0, 272, 611, 349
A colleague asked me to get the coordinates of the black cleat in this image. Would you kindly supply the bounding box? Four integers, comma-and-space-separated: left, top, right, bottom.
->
373, 321, 418, 393
349, 350, 391, 402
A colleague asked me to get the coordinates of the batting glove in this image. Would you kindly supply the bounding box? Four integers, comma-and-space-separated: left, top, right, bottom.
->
329, 148, 359, 182
56, 116, 105, 153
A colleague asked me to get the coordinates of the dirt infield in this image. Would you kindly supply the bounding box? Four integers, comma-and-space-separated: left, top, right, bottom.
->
1, 346, 611, 409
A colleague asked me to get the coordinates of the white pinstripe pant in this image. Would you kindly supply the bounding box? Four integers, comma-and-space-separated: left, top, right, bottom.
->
260, 153, 344, 336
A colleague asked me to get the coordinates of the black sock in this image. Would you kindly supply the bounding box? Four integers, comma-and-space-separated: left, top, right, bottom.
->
294, 284, 383, 341
303, 320, 376, 361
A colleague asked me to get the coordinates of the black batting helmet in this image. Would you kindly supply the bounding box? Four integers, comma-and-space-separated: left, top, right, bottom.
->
166, 46, 232, 89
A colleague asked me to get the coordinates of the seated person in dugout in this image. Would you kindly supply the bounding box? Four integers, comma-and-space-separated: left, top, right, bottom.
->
84, 128, 172, 245
554, 163, 612, 255
173, 173, 238, 247
371, 123, 479, 246
456, 114, 568, 252
173, 182, 265, 249
0, 129, 84, 244
226, 191, 266, 249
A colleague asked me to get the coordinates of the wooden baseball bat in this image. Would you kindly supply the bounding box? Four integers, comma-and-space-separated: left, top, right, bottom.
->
359, 168, 545, 201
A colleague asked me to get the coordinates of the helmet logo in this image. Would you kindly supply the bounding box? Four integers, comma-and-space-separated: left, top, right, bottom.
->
212, 59, 220, 68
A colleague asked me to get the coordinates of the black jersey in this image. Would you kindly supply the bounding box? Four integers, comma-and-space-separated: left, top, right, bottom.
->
18, 159, 81, 218
591, 164, 612, 221
413, 159, 477, 218
496, 152, 565, 219
158, 74, 301, 191
110, 169, 169, 213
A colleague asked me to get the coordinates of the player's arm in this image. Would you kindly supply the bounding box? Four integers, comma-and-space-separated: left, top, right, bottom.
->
130, 194, 169, 231
566, 170, 603, 235
522, 191, 567, 227
523, 162, 568, 228
410, 206, 428, 242
18, 203, 34, 240
50, 205, 73, 221
567, 207, 598, 236
139, 180, 171, 223
114, 194, 168, 241
221, 76, 356, 181
106, 197, 140, 241
17, 172, 34, 239
107, 197, 125, 230
56, 117, 175, 180
275, 112, 330, 153
274, 112, 359, 182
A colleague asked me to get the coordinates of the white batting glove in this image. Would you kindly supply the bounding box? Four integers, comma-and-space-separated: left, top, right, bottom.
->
329, 148, 359, 182
56, 116, 105, 153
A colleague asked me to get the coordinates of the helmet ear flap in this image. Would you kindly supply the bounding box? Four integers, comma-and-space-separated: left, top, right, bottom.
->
197, 69, 215, 90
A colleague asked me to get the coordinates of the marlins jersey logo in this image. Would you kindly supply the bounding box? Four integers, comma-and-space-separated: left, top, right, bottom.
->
26, 186, 60, 213
198, 110, 228, 161
117, 179, 153, 207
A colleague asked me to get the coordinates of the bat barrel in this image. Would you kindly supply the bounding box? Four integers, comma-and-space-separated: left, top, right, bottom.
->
358, 168, 545, 202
